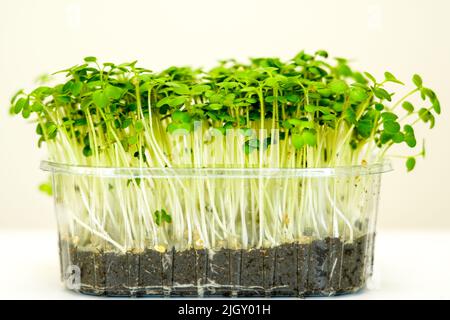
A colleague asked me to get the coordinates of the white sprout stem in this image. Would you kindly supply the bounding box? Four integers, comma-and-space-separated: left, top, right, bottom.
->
47, 92, 379, 252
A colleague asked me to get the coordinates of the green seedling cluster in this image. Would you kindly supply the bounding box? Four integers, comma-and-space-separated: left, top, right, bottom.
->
11, 51, 440, 170
11, 51, 440, 251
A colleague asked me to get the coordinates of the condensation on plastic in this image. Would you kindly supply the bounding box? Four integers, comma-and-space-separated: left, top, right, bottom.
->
42, 160, 392, 297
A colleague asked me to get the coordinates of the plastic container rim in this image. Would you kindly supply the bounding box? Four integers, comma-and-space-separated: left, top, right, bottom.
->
40, 160, 393, 179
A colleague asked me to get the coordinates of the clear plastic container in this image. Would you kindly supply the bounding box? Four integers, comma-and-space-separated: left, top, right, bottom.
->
41, 160, 392, 297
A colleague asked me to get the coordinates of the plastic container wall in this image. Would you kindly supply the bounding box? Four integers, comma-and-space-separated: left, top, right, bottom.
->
42, 161, 391, 297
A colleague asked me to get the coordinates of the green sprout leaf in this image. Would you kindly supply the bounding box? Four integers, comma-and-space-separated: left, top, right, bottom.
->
36, 124, 43, 135
167, 122, 191, 134
154, 210, 162, 226
412, 74, 423, 88
315, 50, 328, 58
191, 84, 210, 95
392, 132, 405, 143
172, 84, 190, 95
292, 134, 304, 149
364, 72, 377, 84
71, 81, 83, 96
82, 145, 92, 157
286, 94, 300, 103
380, 132, 392, 144
154, 209, 172, 226
244, 138, 260, 154
286, 119, 301, 127
172, 110, 191, 123
329, 80, 348, 94
418, 108, 435, 128
432, 98, 441, 114
156, 96, 172, 108
356, 119, 373, 138
302, 130, 317, 147
208, 103, 223, 110
169, 96, 186, 107
84, 56, 97, 63
384, 72, 404, 85
345, 108, 357, 124
332, 102, 344, 112
161, 209, 172, 223
406, 157, 416, 172
135, 120, 144, 133
38, 181, 53, 196
404, 124, 417, 148
383, 120, 400, 134
374, 103, 384, 111
402, 101, 414, 113
46, 123, 57, 136
105, 85, 124, 100
14, 98, 28, 114
304, 105, 317, 113
373, 87, 392, 101
349, 87, 368, 102
92, 90, 109, 109
31, 102, 44, 112
381, 112, 398, 122
128, 135, 138, 145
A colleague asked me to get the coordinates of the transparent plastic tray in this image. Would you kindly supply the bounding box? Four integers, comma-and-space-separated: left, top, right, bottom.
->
42, 160, 392, 297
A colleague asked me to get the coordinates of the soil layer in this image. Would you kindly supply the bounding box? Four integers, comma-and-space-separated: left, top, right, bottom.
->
59, 234, 372, 297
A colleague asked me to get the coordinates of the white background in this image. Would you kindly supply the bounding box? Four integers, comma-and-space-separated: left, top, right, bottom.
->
0, 0, 449, 299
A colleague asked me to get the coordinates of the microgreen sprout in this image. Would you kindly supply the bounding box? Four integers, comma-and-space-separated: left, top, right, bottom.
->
154, 209, 172, 226
12, 51, 440, 251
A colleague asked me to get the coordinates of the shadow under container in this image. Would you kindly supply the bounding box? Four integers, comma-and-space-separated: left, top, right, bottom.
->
41, 161, 392, 297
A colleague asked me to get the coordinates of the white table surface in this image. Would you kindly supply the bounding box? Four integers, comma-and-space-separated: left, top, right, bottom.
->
0, 230, 449, 300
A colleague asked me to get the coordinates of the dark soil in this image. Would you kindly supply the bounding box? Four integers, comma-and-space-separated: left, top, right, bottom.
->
172, 249, 196, 296
59, 234, 372, 297
139, 248, 163, 296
